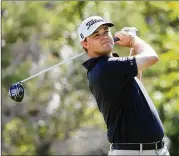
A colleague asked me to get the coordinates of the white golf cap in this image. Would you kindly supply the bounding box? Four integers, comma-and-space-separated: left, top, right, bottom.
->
78, 16, 114, 42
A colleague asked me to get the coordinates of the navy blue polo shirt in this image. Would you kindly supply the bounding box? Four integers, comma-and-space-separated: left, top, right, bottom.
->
82, 54, 164, 143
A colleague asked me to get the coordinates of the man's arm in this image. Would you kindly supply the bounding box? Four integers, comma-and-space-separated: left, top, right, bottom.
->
121, 27, 142, 80
115, 31, 159, 73
132, 36, 158, 72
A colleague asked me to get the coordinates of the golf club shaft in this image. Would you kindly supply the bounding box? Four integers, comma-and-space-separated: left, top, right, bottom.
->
20, 52, 85, 83
19, 38, 120, 83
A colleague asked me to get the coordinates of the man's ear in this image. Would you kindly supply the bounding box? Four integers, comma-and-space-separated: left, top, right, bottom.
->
81, 40, 89, 50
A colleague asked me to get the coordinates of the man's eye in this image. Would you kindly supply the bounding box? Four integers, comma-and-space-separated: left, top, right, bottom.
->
94, 34, 100, 38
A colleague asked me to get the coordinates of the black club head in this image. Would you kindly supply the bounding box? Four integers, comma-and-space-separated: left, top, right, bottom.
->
9, 82, 24, 102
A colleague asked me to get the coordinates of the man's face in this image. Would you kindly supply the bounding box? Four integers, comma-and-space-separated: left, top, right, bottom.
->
82, 25, 114, 56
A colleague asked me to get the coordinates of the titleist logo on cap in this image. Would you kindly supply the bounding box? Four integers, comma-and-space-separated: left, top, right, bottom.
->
86, 19, 104, 30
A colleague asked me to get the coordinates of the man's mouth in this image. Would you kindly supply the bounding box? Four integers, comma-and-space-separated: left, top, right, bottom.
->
102, 41, 112, 45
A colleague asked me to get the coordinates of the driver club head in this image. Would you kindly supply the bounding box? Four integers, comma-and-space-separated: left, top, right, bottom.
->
9, 82, 24, 102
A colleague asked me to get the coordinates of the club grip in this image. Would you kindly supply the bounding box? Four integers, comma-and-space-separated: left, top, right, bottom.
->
113, 37, 120, 42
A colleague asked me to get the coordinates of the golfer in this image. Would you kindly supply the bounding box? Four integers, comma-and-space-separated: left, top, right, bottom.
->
78, 16, 170, 155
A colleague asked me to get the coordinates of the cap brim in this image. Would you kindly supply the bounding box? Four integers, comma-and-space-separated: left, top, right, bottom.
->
103, 22, 114, 27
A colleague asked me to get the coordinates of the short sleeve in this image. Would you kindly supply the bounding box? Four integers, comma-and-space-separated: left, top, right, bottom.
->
103, 56, 138, 78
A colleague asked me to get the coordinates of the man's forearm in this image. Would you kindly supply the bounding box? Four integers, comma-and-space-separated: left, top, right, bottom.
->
131, 36, 159, 72
115, 29, 159, 72
131, 37, 158, 57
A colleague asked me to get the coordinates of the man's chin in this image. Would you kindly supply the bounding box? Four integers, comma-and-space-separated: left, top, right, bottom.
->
102, 50, 112, 56
104, 47, 113, 54
95, 48, 113, 56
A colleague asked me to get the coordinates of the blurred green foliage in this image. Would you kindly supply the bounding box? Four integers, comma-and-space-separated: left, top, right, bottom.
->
2, 1, 179, 155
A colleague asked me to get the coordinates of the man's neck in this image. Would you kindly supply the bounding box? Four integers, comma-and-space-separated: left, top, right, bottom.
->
88, 52, 113, 58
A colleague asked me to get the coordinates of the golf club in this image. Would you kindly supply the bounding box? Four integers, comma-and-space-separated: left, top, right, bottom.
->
9, 28, 137, 102
8, 51, 86, 102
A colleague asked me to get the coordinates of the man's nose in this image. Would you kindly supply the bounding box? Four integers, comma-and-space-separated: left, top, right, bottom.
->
102, 33, 108, 39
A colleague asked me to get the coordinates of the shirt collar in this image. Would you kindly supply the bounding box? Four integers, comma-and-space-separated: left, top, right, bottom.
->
82, 53, 119, 70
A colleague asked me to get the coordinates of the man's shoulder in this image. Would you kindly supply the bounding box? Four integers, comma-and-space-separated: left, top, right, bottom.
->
82, 56, 108, 70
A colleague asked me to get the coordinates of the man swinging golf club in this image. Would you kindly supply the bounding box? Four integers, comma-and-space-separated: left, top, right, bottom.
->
78, 16, 170, 155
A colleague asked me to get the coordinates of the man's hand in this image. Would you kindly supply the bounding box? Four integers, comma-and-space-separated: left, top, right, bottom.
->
115, 27, 159, 73
115, 27, 138, 48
